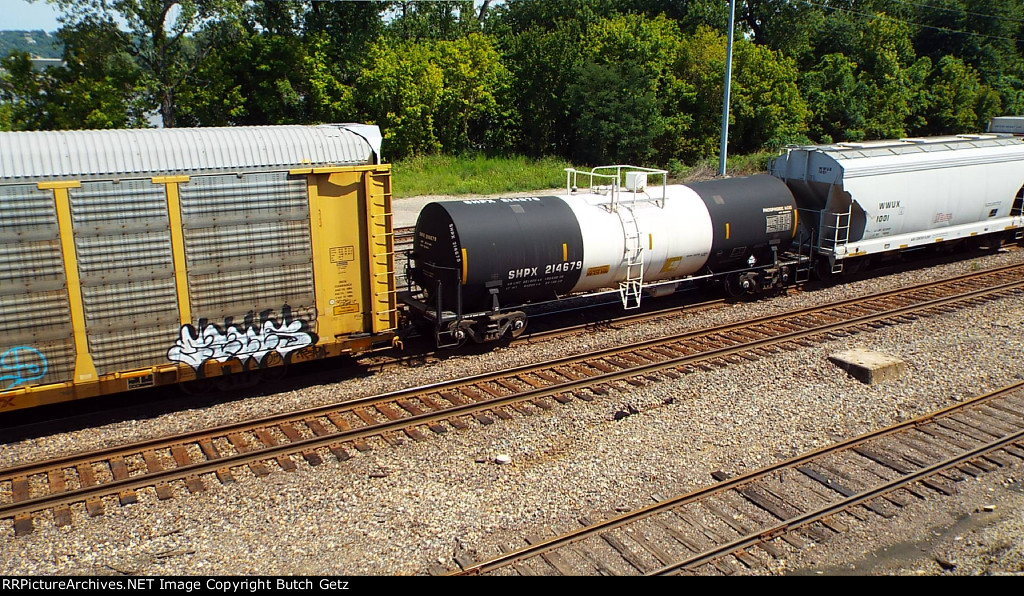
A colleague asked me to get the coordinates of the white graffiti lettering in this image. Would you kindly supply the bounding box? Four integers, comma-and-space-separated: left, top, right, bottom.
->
167, 318, 316, 371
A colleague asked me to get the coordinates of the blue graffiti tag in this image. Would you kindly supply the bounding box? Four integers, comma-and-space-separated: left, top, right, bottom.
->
1, 346, 48, 391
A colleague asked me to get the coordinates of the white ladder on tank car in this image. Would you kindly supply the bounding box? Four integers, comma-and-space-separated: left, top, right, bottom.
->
619, 206, 644, 309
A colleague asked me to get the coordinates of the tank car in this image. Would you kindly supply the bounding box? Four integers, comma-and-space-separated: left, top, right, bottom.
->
772, 134, 1024, 276
0, 124, 398, 413
403, 167, 802, 346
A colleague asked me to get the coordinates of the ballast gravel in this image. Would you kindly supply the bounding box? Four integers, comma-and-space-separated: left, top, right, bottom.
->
2, 247, 1024, 576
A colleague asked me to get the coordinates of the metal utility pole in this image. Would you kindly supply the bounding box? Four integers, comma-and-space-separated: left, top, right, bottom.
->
719, 0, 736, 177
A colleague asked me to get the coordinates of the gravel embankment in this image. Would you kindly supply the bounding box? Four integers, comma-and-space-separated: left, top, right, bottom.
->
2, 248, 1024, 576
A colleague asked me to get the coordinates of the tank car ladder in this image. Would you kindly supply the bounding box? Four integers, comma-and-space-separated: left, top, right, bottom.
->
793, 222, 815, 284
618, 205, 644, 309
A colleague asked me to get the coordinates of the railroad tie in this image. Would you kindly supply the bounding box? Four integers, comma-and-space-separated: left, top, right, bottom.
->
497, 543, 540, 576
525, 533, 579, 575
13, 514, 34, 537
155, 483, 173, 501
649, 516, 703, 554
530, 398, 554, 410
213, 467, 234, 485
327, 412, 375, 450
578, 516, 654, 574
416, 395, 463, 432
75, 464, 105, 517
187, 475, 208, 492
702, 499, 785, 559
624, 527, 677, 567
797, 464, 895, 519
142, 451, 163, 474
327, 444, 350, 463
108, 457, 137, 506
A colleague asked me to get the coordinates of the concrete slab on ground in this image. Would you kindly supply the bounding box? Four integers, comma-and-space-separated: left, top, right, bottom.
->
828, 348, 907, 384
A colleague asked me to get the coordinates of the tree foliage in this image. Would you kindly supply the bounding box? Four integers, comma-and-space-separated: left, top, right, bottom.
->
567, 14, 688, 164
4, 0, 1024, 166
355, 33, 514, 159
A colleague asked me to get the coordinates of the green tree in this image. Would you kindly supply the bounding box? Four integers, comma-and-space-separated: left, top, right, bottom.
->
567, 14, 693, 165
355, 38, 444, 158
0, 22, 149, 131
676, 26, 808, 161
496, 21, 587, 157
919, 55, 1002, 135
0, 52, 49, 130
355, 33, 513, 158
385, 0, 479, 40
176, 1, 385, 127
306, 0, 387, 81
854, 14, 930, 138
432, 33, 517, 154
800, 53, 867, 143
47, 0, 242, 128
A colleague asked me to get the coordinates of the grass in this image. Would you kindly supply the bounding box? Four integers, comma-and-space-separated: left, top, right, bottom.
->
666, 151, 777, 183
389, 151, 780, 198
391, 154, 572, 198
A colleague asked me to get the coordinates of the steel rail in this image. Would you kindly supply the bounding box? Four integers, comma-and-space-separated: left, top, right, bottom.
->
4, 262, 1023, 481
4, 264, 1024, 528
452, 381, 1024, 575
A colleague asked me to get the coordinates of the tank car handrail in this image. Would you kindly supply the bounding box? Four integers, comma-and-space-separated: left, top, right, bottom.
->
564, 164, 668, 210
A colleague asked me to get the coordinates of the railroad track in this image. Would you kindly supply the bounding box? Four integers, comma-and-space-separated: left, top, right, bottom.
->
393, 225, 415, 288
3, 262, 1024, 537
447, 381, 1024, 576
393, 225, 415, 253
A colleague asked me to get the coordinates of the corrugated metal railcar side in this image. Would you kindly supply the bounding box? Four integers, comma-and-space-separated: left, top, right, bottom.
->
0, 124, 396, 412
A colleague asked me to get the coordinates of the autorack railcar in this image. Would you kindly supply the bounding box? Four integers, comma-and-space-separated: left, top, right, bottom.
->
0, 124, 398, 413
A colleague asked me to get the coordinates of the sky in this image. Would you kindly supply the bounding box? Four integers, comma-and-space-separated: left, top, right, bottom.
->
1, 0, 63, 31
0, 1, 497, 32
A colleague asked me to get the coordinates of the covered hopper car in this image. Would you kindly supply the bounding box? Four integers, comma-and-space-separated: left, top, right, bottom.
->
772, 134, 1024, 277
0, 124, 398, 413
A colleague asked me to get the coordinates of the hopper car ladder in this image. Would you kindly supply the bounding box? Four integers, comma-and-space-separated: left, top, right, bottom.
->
792, 221, 815, 285
823, 206, 852, 274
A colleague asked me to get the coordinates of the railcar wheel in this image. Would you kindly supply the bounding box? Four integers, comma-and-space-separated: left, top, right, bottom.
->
723, 274, 748, 298
179, 378, 215, 396
446, 321, 471, 348
506, 312, 528, 340
842, 257, 866, 275
966, 232, 1006, 253
985, 234, 1005, 253
814, 259, 836, 282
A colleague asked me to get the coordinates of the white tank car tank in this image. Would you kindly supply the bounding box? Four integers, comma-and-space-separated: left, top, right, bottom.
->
562, 185, 714, 294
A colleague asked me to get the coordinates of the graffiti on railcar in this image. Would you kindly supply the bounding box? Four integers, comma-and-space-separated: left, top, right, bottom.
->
167, 311, 317, 371
1, 346, 48, 391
